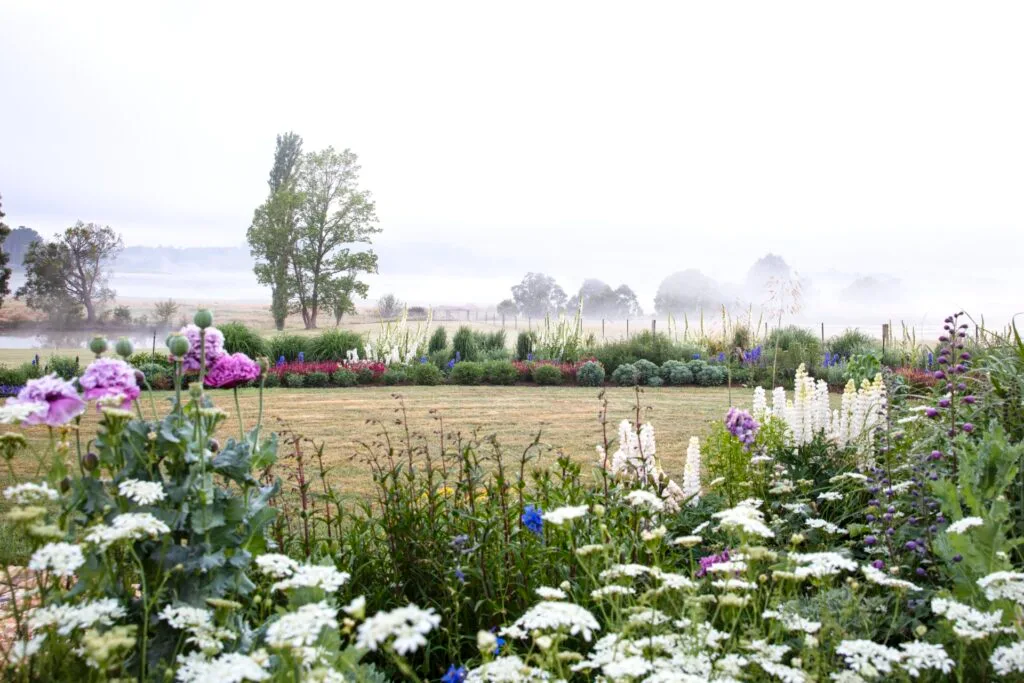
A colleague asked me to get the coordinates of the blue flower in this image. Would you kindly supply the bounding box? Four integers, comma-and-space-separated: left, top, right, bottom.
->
277, 355, 285, 367
527, 352, 534, 361
494, 635, 506, 655
441, 665, 468, 683
692, 353, 701, 360
297, 351, 305, 363
447, 358, 456, 370
521, 504, 543, 535
716, 352, 725, 363
455, 350, 461, 362
454, 567, 466, 584
927, 352, 933, 368
420, 356, 428, 364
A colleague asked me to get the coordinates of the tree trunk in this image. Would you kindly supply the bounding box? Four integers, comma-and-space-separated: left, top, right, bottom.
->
84, 299, 95, 323
307, 304, 318, 329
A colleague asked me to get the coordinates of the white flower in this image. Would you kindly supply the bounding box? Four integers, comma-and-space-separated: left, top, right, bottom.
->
355, 604, 440, 654
84, 513, 170, 550
671, 535, 702, 547
603, 655, 653, 679
625, 489, 664, 512
978, 571, 1024, 604
161, 605, 236, 654
653, 571, 696, 591
706, 560, 748, 574
0, 400, 47, 424
342, 595, 366, 619
713, 499, 774, 538
254, 553, 298, 578
991, 641, 1024, 676
835, 639, 902, 678
511, 601, 600, 641
7, 634, 46, 667
762, 609, 821, 634
28, 598, 126, 635
465, 655, 551, 682
117, 479, 166, 505
899, 641, 952, 678
535, 586, 567, 600
817, 491, 843, 502
946, 516, 984, 534
175, 651, 270, 683
271, 564, 350, 594
476, 629, 498, 654
541, 504, 588, 525
266, 601, 338, 651
3, 482, 59, 505
575, 544, 606, 556
712, 579, 758, 591
591, 585, 636, 599
28, 542, 84, 577
789, 552, 858, 579
641, 525, 667, 542
805, 518, 847, 535
682, 436, 702, 505
931, 597, 1012, 640
861, 565, 921, 591
599, 563, 653, 580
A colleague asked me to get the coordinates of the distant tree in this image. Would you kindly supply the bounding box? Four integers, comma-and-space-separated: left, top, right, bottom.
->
326, 274, 367, 325
653, 269, 721, 314
153, 298, 179, 325
511, 272, 567, 318
112, 305, 133, 325
248, 132, 304, 330
4, 226, 42, 269
377, 293, 404, 319
0, 195, 10, 309
496, 298, 518, 318
568, 279, 643, 318
745, 253, 791, 292
17, 222, 123, 323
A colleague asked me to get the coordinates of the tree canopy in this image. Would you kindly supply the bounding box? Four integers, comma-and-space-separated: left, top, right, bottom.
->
0, 194, 11, 309
567, 279, 642, 318
511, 273, 567, 318
653, 269, 722, 314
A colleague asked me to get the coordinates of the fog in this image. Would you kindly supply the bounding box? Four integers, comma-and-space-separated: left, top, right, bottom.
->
1, 2, 1021, 331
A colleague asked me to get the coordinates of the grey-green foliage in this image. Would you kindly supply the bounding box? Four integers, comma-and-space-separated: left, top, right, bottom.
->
647, 375, 664, 387
660, 360, 693, 386
576, 361, 605, 387
611, 363, 639, 386
412, 363, 443, 386
696, 366, 726, 386
633, 359, 659, 384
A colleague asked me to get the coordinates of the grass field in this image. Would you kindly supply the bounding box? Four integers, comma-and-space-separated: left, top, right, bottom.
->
5, 385, 745, 495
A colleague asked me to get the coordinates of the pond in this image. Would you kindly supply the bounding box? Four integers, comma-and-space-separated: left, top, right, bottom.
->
0, 330, 165, 351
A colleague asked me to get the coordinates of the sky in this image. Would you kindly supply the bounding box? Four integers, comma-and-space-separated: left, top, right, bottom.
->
0, 1, 1021, 318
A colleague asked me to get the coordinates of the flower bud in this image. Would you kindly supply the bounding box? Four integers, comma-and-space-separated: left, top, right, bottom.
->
82, 451, 99, 471
60, 476, 71, 493
189, 384, 203, 400
592, 503, 606, 517
167, 335, 190, 358
207, 438, 220, 453
89, 336, 109, 356
193, 309, 214, 329
115, 337, 134, 359
135, 369, 146, 386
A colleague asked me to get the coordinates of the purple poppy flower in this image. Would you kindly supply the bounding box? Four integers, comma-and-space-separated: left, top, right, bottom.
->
179, 324, 226, 372
7, 374, 86, 426
79, 358, 141, 409
204, 353, 262, 389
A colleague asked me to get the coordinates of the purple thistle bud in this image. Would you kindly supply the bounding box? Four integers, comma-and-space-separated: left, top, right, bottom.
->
963, 395, 976, 404
953, 554, 962, 562
916, 567, 927, 576
865, 535, 877, 546
962, 423, 975, 433
872, 559, 885, 570
925, 408, 939, 418
939, 336, 950, 342
933, 371, 946, 380
938, 398, 950, 408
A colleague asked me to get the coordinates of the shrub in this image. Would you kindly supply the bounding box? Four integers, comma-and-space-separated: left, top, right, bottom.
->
450, 361, 484, 385
136, 362, 167, 384
427, 327, 448, 354
633, 359, 659, 384
309, 329, 365, 361
828, 328, 878, 360
129, 351, 172, 369
532, 364, 562, 385
412, 362, 443, 386
660, 360, 693, 386
515, 331, 536, 361
479, 330, 506, 352
647, 375, 664, 387
220, 321, 268, 358
696, 365, 726, 386
268, 334, 309, 362
428, 349, 450, 371
20, 362, 43, 380
283, 372, 305, 388
331, 368, 358, 387
382, 367, 408, 385
576, 361, 605, 387
0, 365, 26, 386
483, 360, 518, 385
356, 367, 377, 384
611, 363, 639, 386
262, 371, 280, 388
45, 355, 80, 380
452, 326, 478, 362
479, 347, 511, 362
112, 305, 132, 325
305, 371, 331, 388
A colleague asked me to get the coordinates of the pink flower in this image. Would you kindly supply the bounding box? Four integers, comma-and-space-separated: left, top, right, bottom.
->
179, 324, 226, 372
79, 358, 141, 409
204, 353, 261, 389
7, 374, 86, 426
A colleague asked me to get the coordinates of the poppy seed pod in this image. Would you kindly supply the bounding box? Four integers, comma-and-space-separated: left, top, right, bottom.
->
115, 338, 134, 359
167, 335, 190, 358
89, 336, 109, 356
193, 309, 214, 329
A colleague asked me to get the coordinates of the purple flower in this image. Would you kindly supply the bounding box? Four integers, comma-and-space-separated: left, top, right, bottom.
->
7, 374, 86, 427
724, 407, 759, 449
962, 423, 975, 433
79, 358, 141, 409
697, 550, 730, 578
179, 324, 225, 372
938, 398, 950, 408
963, 395, 976, 405
925, 408, 939, 418
933, 371, 946, 380
204, 353, 262, 389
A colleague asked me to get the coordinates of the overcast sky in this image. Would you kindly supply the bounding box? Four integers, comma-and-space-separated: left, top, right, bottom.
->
1, 2, 1021, 315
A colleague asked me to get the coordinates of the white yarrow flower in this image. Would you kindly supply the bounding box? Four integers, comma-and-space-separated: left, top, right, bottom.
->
266, 601, 339, 651
355, 604, 440, 654
3, 482, 59, 505
28, 542, 84, 577
946, 516, 984, 534
541, 505, 589, 525
535, 586, 567, 600
511, 601, 600, 641
84, 513, 170, 550
117, 479, 166, 505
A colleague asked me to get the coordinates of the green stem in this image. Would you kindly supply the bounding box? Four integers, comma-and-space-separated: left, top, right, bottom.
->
233, 387, 244, 441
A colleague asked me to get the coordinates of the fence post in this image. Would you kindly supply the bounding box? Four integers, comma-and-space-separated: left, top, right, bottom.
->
528, 316, 532, 331
651, 319, 656, 335
626, 318, 630, 338
467, 310, 471, 321
882, 323, 889, 354
515, 315, 518, 330
820, 322, 824, 345
152, 329, 156, 355
502, 314, 506, 328
602, 319, 605, 339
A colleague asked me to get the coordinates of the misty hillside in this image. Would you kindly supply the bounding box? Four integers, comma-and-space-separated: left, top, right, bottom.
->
115, 245, 253, 272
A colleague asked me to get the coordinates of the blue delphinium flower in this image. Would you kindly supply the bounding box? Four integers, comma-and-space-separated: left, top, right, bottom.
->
455, 350, 461, 362
32, 354, 39, 367
420, 356, 428, 364
927, 352, 933, 369
494, 635, 506, 655
447, 358, 456, 370
454, 567, 466, 584
521, 504, 543, 535
277, 355, 285, 367
441, 665, 468, 683
717, 352, 726, 363
527, 352, 534, 361
692, 353, 701, 360
297, 351, 305, 363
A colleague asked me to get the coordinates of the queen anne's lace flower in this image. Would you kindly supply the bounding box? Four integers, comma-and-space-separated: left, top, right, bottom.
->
535, 586, 567, 600
861, 565, 921, 591
990, 641, 1024, 677
84, 513, 170, 550
254, 553, 299, 578
29, 599, 126, 635
175, 651, 270, 683
898, 641, 953, 678
541, 505, 588, 525
355, 604, 440, 654
835, 640, 902, 679
761, 608, 821, 634
3, 481, 59, 505
465, 655, 551, 682
931, 597, 1011, 640
625, 489, 665, 512
978, 571, 1024, 603
266, 601, 338, 651
946, 516, 984, 534
511, 601, 600, 641
713, 499, 774, 538
591, 585, 636, 599
161, 605, 236, 654
789, 552, 858, 579
271, 564, 350, 594
118, 479, 166, 505
805, 518, 847, 535
29, 542, 84, 577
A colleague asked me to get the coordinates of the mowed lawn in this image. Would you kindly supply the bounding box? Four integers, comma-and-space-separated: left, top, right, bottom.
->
8, 386, 743, 495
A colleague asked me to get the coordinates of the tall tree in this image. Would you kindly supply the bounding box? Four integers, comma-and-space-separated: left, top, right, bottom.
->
653, 269, 722, 314
510, 272, 567, 318
17, 221, 123, 323
326, 273, 367, 325
289, 147, 379, 329
567, 279, 643, 318
4, 226, 42, 269
248, 132, 304, 330
0, 194, 11, 309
